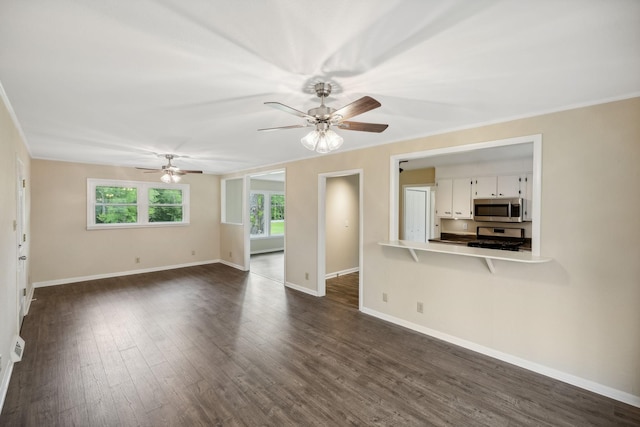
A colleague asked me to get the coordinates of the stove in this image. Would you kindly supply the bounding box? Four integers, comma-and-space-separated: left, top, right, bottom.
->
467, 227, 525, 251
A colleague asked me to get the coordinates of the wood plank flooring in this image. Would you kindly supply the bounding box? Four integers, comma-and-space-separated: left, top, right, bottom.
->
250, 251, 284, 283
326, 272, 359, 308
2, 263, 639, 426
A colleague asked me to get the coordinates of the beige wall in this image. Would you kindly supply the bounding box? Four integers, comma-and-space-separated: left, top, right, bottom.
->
0, 88, 31, 390
30, 160, 220, 283
221, 97, 640, 401
325, 175, 359, 275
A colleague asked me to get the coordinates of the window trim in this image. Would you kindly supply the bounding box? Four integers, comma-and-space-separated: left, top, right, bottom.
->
87, 178, 190, 230
249, 190, 285, 239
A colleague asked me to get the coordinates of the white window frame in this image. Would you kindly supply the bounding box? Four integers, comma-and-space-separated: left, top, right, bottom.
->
250, 190, 285, 239
87, 178, 190, 230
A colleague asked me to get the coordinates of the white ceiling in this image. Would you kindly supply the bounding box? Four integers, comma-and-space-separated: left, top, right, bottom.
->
1, 1, 638, 174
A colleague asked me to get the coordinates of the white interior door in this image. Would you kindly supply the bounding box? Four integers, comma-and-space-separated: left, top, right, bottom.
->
16, 158, 28, 325
404, 187, 430, 242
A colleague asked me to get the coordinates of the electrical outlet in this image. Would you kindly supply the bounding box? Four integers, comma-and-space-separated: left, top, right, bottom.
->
417, 302, 424, 313
462, 222, 468, 230
305, 272, 309, 280
135, 257, 140, 264
229, 251, 232, 257
191, 250, 196, 255
382, 293, 388, 302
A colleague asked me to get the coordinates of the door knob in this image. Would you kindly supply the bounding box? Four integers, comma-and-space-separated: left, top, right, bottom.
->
18, 255, 27, 260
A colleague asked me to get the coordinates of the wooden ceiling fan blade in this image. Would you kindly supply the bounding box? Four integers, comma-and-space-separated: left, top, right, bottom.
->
136, 167, 161, 171
264, 102, 315, 120
337, 121, 388, 133
181, 170, 203, 174
258, 124, 308, 132
332, 96, 381, 121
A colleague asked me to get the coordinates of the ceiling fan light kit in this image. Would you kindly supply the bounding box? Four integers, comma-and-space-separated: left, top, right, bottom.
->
259, 82, 387, 154
160, 170, 181, 183
136, 154, 203, 182
301, 122, 344, 154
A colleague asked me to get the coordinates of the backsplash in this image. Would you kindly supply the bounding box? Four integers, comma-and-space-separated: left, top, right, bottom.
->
439, 218, 532, 238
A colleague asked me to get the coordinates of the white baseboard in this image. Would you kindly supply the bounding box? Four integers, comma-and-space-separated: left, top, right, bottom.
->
250, 248, 284, 255
325, 267, 359, 279
24, 285, 35, 315
218, 259, 248, 271
360, 306, 640, 408
285, 281, 320, 297
0, 357, 14, 415
32, 260, 220, 288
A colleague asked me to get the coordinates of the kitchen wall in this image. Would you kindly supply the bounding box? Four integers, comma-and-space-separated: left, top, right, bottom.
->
30, 160, 220, 284
398, 167, 435, 240
220, 97, 640, 404
325, 174, 359, 276
0, 87, 31, 406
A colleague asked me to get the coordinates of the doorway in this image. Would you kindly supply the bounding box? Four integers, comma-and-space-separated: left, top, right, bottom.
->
247, 170, 285, 283
403, 186, 435, 242
16, 157, 28, 326
318, 170, 363, 310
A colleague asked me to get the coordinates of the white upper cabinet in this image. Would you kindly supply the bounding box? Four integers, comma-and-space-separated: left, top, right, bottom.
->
524, 173, 533, 221
452, 178, 472, 219
436, 178, 472, 219
473, 175, 522, 198
435, 179, 453, 218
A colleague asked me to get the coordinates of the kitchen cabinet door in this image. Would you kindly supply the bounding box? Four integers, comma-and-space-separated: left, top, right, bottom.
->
473, 176, 498, 198
474, 175, 522, 198
497, 175, 521, 197
524, 173, 533, 221
435, 179, 452, 217
452, 178, 472, 219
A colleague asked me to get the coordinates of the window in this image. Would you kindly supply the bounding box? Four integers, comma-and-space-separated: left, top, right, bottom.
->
87, 179, 189, 229
250, 191, 285, 237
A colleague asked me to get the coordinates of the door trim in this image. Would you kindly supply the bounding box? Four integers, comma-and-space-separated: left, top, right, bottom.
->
317, 169, 363, 311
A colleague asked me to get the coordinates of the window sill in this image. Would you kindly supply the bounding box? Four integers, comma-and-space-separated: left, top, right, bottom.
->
87, 222, 189, 230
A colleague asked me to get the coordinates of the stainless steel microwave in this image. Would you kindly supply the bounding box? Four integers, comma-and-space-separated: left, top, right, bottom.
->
473, 197, 524, 223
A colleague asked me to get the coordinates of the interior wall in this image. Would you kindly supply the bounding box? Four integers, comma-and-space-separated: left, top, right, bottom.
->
398, 167, 435, 239
30, 160, 220, 284
325, 175, 359, 276
0, 87, 31, 402
220, 97, 640, 402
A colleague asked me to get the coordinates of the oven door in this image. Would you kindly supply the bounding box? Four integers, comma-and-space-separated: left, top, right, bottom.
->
473, 198, 523, 222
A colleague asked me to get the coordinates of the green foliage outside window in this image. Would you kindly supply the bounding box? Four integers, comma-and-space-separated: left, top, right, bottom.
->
95, 186, 138, 223
149, 188, 183, 222
250, 192, 285, 236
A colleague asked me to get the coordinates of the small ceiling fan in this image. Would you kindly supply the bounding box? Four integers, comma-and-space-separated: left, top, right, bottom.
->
136, 154, 202, 183
258, 82, 388, 154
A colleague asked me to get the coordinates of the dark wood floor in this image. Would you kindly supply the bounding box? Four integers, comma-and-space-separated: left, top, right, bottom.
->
326, 272, 359, 309
250, 251, 284, 283
2, 264, 639, 426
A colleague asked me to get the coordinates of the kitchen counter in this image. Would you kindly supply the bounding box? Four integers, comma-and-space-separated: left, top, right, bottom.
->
379, 240, 549, 273
429, 233, 532, 251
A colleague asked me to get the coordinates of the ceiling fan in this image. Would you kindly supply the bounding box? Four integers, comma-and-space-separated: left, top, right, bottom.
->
258, 82, 388, 154
136, 154, 202, 183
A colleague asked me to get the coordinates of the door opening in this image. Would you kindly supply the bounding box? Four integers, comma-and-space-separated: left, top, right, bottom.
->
318, 170, 363, 310
247, 170, 286, 283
